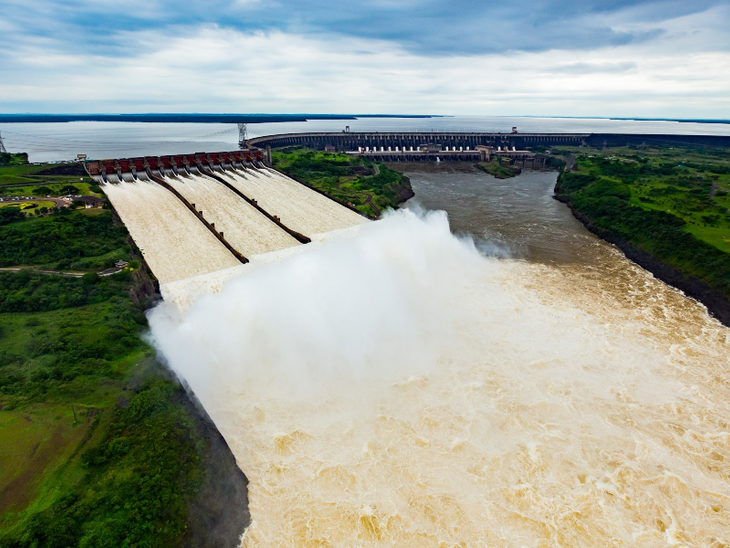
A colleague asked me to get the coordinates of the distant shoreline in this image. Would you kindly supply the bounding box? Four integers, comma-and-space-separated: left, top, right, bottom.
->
1, 114, 728, 125
0, 113, 439, 124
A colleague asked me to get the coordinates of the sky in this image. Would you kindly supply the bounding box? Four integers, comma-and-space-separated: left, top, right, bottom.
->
0, 0, 729, 117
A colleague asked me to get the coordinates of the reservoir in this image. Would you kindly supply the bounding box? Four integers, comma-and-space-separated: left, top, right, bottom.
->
150, 164, 730, 546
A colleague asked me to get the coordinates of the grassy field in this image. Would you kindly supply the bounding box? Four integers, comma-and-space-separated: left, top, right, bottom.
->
556, 146, 730, 253
0, 183, 100, 198
0, 155, 99, 197
0, 201, 57, 214
553, 144, 730, 315
273, 148, 414, 218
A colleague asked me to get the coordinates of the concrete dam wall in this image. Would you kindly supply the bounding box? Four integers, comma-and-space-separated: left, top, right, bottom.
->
89, 152, 366, 286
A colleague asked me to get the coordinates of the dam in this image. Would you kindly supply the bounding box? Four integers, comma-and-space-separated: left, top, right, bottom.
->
89, 138, 730, 546
246, 130, 730, 165
85, 150, 367, 286
247, 131, 730, 154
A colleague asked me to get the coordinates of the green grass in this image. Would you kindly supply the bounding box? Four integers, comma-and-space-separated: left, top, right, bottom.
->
0, 175, 37, 186
475, 157, 521, 179
20, 201, 55, 210
0, 201, 57, 216
0, 208, 129, 270
0, 183, 100, 198
553, 144, 730, 302
0, 156, 96, 198
273, 147, 413, 217
0, 292, 148, 408
554, 146, 730, 253
0, 357, 207, 548
0, 283, 153, 540
686, 224, 730, 253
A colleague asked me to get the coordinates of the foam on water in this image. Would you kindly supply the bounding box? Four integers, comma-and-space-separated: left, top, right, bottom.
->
148, 209, 730, 546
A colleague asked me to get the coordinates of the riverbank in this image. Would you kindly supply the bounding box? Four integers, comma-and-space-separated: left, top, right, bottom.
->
557, 198, 730, 325
553, 145, 730, 327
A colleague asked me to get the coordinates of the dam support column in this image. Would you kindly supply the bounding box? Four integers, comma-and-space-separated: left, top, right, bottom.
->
265, 145, 272, 166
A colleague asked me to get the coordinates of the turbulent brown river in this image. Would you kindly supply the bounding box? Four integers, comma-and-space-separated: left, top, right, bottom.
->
150, 164, 730, 547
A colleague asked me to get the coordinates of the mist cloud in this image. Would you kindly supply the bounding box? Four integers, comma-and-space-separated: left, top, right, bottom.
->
147, 210, 484, 404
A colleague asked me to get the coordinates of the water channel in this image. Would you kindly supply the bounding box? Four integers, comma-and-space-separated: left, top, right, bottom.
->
150, 164, 730, 546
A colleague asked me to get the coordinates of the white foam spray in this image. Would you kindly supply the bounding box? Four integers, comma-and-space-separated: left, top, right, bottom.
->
148, 209, 730, 546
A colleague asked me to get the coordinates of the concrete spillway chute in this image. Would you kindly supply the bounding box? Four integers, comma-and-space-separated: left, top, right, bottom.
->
85, 148, 368, 287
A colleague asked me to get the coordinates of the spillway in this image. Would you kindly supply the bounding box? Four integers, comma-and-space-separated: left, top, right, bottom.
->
93, 151, 370, 287
219, 168, 367, 236
164, 173, 301, 256
102, 179, 241, 284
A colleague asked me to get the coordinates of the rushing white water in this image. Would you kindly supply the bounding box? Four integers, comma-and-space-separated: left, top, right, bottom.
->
102, 180, 240, 284
164, 173, 301, 256
220, 168, 367, 236
102, 169, 366, 287
149, 209, 730, 546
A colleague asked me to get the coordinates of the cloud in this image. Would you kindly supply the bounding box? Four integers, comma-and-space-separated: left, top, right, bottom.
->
2, 0, 729, 55
0, 1, 728, 116
548, 62, 638, 74
0, 22, 728, 118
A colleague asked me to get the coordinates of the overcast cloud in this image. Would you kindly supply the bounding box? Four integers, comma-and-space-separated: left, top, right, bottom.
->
0, 0, 728, 116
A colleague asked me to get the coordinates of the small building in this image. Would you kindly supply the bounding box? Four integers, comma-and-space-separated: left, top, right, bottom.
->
73, 195, 103, 208
115, 260, 128, 268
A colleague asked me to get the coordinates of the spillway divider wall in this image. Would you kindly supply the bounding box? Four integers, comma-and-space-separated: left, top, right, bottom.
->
268, 166, 374, 220
198, 167, 313, 244
147, 173, 250, 264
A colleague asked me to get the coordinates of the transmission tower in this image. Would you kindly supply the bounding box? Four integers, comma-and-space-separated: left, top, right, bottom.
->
0, 132, 7, 154
238, 123, 248, 148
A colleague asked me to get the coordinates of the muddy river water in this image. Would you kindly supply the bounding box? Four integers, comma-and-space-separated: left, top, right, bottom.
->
150, 164, 730, 547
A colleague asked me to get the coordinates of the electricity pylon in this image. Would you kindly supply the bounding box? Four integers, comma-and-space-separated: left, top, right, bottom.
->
238, 123, 248, 148
0, 132, 7, 153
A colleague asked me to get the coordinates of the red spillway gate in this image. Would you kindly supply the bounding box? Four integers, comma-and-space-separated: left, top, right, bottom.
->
86, 149, 267, 180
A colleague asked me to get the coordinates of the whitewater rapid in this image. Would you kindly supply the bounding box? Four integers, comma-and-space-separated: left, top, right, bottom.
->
149, 209, 730, 547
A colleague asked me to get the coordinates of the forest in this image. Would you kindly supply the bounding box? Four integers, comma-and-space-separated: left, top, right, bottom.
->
554, 145, 730, 319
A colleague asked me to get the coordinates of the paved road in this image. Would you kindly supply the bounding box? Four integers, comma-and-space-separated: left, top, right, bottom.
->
0, 197, 70, 208
0, 266, 123, 278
